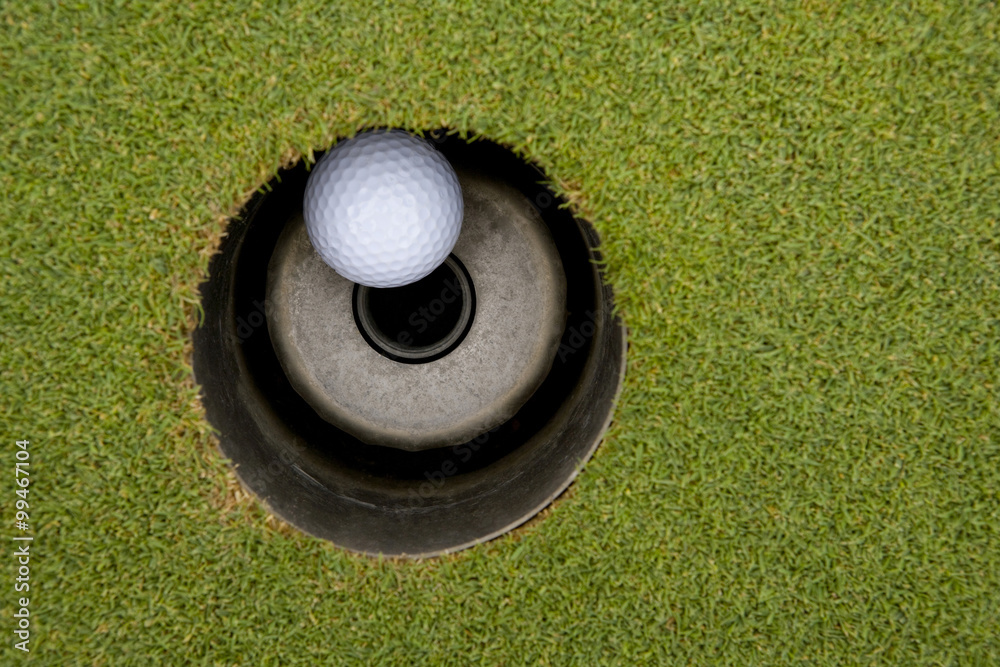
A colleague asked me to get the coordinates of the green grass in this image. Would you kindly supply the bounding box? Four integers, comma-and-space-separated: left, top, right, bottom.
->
2, 0, 999, 663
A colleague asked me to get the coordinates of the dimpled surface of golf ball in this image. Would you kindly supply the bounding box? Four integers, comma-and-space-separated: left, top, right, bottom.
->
302, 130, 463, 288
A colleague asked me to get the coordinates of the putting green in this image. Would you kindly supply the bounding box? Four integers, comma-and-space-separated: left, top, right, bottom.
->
2, 1, 998, 664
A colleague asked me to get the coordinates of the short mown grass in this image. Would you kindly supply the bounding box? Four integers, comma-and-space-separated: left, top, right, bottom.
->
2, 1, 999, 664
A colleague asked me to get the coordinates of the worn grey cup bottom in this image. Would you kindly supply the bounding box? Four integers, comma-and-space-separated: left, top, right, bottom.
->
266, 169, 567, 451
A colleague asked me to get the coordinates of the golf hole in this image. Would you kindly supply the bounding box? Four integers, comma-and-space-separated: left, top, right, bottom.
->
353, 254, 475, 363
193, 130, 626, 557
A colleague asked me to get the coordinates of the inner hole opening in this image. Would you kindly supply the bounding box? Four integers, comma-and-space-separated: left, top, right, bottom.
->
353, 255, 475, 363
369, 261, 463, 349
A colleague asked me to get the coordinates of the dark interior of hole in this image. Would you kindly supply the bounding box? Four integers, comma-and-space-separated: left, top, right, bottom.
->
228, 131, 599, 481
360, 259, 469, 357
366, 262, 464, 350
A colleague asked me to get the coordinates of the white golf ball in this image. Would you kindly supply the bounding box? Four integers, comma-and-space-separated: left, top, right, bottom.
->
302, 130, 463, 288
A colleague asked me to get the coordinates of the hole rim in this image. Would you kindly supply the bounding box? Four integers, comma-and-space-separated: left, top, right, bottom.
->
192, 129, 628, 557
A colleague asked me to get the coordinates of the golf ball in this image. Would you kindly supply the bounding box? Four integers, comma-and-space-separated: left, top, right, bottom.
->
302, 130, 463, 288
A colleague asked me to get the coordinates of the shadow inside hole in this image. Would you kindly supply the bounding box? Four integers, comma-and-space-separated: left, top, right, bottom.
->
352, 254, 476, 364
366, 262, 465, 349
